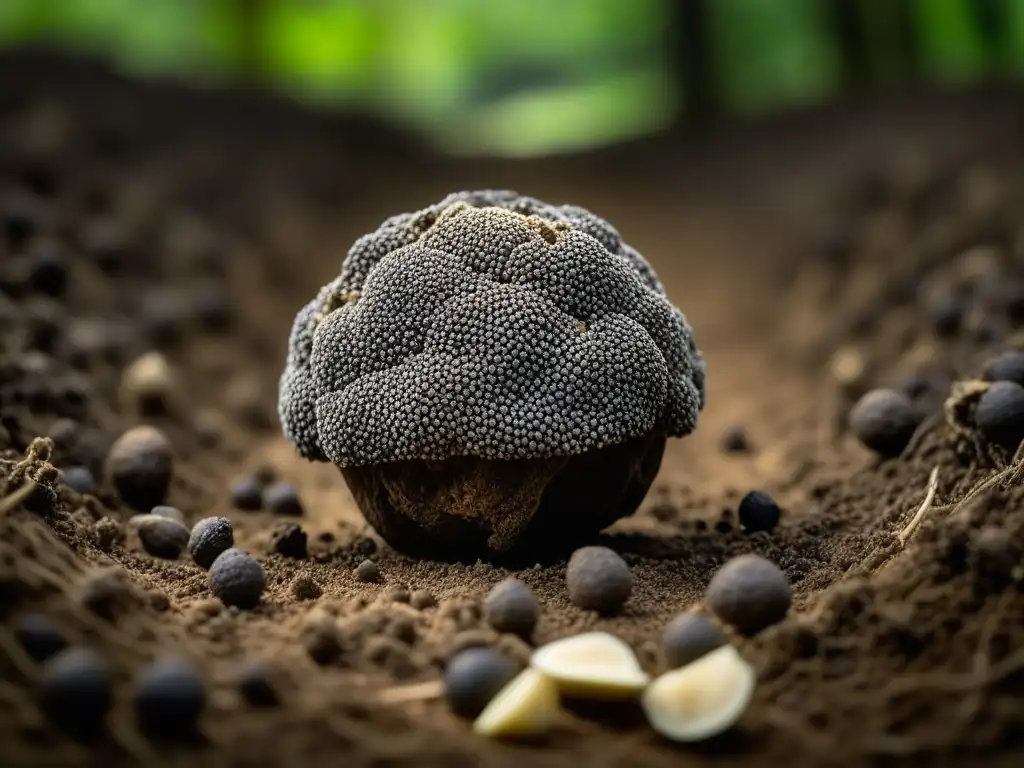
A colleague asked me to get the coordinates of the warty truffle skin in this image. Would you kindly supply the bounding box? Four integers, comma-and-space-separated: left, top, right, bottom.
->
279, 190, 705, 467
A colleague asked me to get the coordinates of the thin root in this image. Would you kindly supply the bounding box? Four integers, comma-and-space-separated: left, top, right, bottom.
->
0, 481, 38, 515
375, 680, 444, 704
897, 467, 939, 548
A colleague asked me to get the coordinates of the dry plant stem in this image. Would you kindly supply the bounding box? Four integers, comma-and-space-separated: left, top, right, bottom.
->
948, 440, 1024, 520
0, 481, 37, 515
375, 680, 445, 704
897, 467, 939, 548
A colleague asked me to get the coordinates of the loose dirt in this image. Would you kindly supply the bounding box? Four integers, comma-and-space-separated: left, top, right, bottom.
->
4, 54, 1024, 767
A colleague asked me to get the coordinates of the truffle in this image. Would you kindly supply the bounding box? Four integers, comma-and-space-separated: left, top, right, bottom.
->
208, 548, 265, 609
483, 578, 540, 638
661, 612, 725, 669
105, 425, 174, 511
848, 388, 921, 457
565, 546, 633, 615
705, 554, 791, 636
135, 514, 190, 559
265, 482, 303, 516
737, 490, 782, 534
279, 191, 705, 558
14, 613, 67, 662
976, 381, 1024, 450
444, 646, 520, 719
231, 476, 263, 511
188, 516, 234, 569
982, 351, 1024, 386
40, 647, 112, 742
133, 658, 207, 743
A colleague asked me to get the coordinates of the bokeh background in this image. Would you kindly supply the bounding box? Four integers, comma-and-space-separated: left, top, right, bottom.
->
2, 0, 1022, 157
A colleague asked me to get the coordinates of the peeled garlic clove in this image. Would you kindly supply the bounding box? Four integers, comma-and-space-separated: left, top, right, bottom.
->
530, 631, 650, 699
641, 645, 755, 742
473, 668, 560, 738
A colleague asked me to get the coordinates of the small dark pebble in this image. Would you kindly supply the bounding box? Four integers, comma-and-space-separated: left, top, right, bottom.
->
484, 578, 540, 638
566, 546, 633, 616
151, 505, 185, 524
720, 425, 752, 454
104, 426, 174, 511
209, 548, 265, 609
188, 517, 234, 569
236, 662, 280, 708
61, 466, 97, 495
270, 521, 307, 559
40, 648, 112, 742
410, 590, 437, 610
265, 482, 303, 516
738, 490, 782, 534
848, 388, 922, 457
976, 381, 1024, 451
444, 647, 519, 719
136, 514, 190, 560
291, 575, 321, 601
303, 621, 343, 666
231, 476, 263, 511
355, 559, 380, 583
92, 517, 123, 551
705, 554, 791, 636
133, 658, 206, 743
14, 613, 67, 662
929, 294, 962, 337
982, 351, 1024, 386
662, 612, 726, 669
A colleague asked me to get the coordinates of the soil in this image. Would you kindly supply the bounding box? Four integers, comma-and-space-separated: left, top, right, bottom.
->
3, 52, 1024, 767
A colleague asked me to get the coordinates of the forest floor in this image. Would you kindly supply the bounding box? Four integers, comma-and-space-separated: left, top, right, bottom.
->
4, 53, 1024, 767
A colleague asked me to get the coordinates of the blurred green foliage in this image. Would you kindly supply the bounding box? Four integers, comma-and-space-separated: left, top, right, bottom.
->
1, 0, 1022, 155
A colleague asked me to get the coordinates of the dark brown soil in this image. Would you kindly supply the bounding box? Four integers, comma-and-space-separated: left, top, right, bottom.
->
4, 53, 1024, 767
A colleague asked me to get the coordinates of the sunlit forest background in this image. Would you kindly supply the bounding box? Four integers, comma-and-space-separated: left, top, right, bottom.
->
2, 0, 1022, 156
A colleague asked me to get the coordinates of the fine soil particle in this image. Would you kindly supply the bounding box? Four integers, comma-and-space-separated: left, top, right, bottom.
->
5, 52, 1024, 767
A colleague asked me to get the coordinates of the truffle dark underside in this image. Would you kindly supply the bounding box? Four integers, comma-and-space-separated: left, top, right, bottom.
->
341, 429, 666, 561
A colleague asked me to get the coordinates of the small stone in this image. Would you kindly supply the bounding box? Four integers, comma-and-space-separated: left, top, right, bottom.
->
14, 613, 67, 662
303, 619, 343, 665
566, 546, 633, 616
61, 465, 97, 495
188, 517, 234, 569
151, 505, 185, 524
983, 351, 1024, 386
235, 661, 280, 707
737, 490, 782, 534
976, 381, 1024, 451
483, 578, 539, 639
410, 590, 437, 610
265, 482, 303, 516
105, 425, 174, 511
929, 294, 962, 337
705, 554, 791, 636
121, 351, 176, 416
662, 612, 726, 669
444, 647, 520, 719
135, 514, 190, 560
848, 388, 921, 457
355, 559, 380, 583
642, 645, 755, 743
530, 632, 649, 700
208, 549, 265, 609
40, 648, 112, 742
133, 658, 206, 743
231, 476, 263, 511
270, 522, 307, 559
473, 668, 560, 739
720, 425, 751, 454
291, 575, 321, 601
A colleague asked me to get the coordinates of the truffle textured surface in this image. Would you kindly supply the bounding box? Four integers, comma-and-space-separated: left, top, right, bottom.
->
188, 516, 234, 569
208, 548, 265, 609
976, 381, 1024, 450
279, 190, 705, 466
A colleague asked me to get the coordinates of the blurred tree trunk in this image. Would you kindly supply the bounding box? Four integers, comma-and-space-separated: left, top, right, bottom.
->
237, 0, 265, 82
667, 0, 715, 125
832, 0, 869, 91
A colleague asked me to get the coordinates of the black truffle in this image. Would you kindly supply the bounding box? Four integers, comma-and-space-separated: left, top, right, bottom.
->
278, 191, 705, 558
188, 516, 234, 569
355, 559, 381, 583
61, 465, 97, 495
705, 554, 791, 636
566, 545, 633, 615
135, 514, 190, 559
443, 647, 519, 719
983, 351, 1024, 386
231, 476, 263, 511
14, 613, 67, 662
40, 647, 112, 742
483, 577, 540, 638
662, 612, 726, 669
265, 482, 303, 516
235, 661, 280, 708
737, 490, 782, 534
976, 381, 1024, 451
848, 388, 921, 457
133, 657, 207, 743
209, 548, 265, 609
104, 425, 174, 511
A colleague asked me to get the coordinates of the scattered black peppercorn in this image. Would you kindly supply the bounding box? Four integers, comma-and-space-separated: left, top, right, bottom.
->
443, 647, 519, 719
40, 647, 112, 743
737, 490, 782, 534
483, 578, 540, 639
133, 657, 207, 743
705, 554, 791, 636
566, 546, 633, 616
